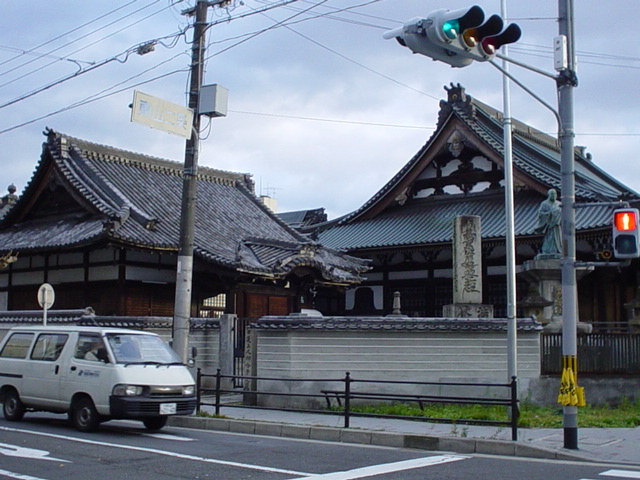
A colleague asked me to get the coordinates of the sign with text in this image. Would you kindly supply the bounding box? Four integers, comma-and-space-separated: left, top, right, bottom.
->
131, 90, 194, 139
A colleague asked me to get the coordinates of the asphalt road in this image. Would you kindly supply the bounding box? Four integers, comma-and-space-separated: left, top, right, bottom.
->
1, 414, 640, 480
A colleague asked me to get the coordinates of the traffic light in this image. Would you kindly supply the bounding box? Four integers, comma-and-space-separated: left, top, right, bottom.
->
612, 208, 640, 259
383, 5, 521, 68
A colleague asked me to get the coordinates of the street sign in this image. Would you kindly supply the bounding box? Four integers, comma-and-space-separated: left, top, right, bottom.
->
37, 283, 55, 309
37, 283, 54, 326
131, 90, 194, 139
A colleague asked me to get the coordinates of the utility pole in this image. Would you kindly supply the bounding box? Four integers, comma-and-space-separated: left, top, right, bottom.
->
558, 0, 579, 450
173, 0, 215, 362
500, 0, 517, 383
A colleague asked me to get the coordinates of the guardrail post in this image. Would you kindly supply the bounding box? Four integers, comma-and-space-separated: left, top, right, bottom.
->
215, 368, 222, 416
344, 371, 351, 428
510, 376, 518, 441
196, 367, 202, 413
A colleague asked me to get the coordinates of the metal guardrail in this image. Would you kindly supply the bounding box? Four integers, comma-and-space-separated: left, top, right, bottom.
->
196, 369, 519, 441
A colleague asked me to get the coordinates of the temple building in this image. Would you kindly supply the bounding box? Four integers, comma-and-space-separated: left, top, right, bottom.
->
0, 129, 368, 318
309, 84, 640, 332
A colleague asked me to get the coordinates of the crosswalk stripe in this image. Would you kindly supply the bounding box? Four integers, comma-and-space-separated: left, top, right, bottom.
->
288, 455, 468, 480
600, 470, 640, 479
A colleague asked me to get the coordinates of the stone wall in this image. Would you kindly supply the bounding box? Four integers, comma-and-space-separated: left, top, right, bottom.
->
251, 315, 543, 408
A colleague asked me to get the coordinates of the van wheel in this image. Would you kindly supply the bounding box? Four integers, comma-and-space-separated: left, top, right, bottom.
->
143, 416, 168, 431
3, 389, 25, 421
71, 397, 99, 432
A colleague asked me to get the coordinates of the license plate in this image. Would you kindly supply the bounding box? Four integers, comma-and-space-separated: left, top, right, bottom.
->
160, 402, 177, 415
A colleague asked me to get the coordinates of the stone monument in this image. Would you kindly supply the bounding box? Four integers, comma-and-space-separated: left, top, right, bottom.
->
443, 215, 493, 318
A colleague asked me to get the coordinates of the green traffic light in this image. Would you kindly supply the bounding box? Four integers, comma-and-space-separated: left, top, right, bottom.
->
442, 19, 459, 39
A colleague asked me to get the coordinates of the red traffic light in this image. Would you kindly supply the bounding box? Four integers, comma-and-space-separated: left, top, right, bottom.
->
614, 210, 638, 232
480, 23, 522, 56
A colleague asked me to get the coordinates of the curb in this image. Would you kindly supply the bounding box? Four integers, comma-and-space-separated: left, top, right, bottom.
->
168, 415, 592, 463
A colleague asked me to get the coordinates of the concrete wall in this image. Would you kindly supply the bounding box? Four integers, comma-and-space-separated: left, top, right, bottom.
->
253, 326, 541, 409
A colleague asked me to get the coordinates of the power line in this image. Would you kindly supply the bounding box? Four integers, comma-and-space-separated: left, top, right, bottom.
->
252, 2, 439, 102
0, 0, 170, 89
230, 109, 433, 129
0, 0, 143, 69
0, 29, 187, 111
2, 1, 639, 139
0, 44, 94, 67
0, 60, 188, 136
203, 0, 332, 61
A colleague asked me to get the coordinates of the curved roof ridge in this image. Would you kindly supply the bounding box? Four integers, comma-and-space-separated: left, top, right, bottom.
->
47, 129, 248, 187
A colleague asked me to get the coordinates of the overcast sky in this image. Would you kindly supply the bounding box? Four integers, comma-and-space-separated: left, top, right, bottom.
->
1, 1, 638, 220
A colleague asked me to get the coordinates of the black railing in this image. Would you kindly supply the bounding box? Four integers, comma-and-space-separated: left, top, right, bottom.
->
197, 369, 519, 441
542, 333, 640, 375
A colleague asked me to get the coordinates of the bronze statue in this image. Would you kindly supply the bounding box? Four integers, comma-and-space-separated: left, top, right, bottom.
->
535, 189, 562, 257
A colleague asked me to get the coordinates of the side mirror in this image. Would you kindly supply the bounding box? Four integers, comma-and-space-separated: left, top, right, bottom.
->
187, 346, 198, 367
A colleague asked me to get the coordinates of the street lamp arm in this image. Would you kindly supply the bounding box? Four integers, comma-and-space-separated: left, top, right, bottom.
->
495, 53, 558, 80
489, 59, 561, 129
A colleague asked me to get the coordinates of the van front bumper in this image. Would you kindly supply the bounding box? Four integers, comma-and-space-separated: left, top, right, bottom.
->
109, 396, 197, 418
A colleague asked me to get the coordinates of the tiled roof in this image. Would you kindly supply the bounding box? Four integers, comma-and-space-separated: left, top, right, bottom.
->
319, 189, 614, 251
253, 314, 542, 332
0, 129, 368, 285
316, 85, 640, 251
465, 98, 637, 201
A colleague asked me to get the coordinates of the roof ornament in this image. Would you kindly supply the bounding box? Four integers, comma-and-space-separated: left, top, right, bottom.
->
445, 82, 467, 104
448, 132, 465, 158
0, 250, 18, 270
1, 184, 18, 211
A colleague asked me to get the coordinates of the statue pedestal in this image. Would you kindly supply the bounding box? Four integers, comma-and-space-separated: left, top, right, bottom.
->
518, 258, 593, 332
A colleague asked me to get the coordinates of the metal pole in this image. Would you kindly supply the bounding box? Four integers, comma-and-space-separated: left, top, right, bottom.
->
558, 0, 579, 450
173, 0, 209, 362
501, 0, 517, 382
43, 291, 48, 326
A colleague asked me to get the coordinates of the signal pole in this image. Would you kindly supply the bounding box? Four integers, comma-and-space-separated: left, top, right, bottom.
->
557, 0, 579, 450
173, 0, 226, 362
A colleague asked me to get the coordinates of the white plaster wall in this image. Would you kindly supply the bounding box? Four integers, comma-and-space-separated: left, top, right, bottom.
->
254, 329, 540, 408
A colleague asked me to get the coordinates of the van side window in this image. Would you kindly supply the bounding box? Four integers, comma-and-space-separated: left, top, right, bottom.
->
0, 333, 34, 358
75, 334, 109, 363
31, 334, 69, 361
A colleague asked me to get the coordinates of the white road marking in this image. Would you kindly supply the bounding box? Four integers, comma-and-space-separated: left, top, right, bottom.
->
0, 468, 51, 480
601, 471, 640, 479
288, 454, 468, 480
0, 442, 69, 463
143, 433, 194, 441
0, 426, 309, 476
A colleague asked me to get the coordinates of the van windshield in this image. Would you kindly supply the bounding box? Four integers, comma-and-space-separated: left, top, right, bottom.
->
105, 333, 182, 365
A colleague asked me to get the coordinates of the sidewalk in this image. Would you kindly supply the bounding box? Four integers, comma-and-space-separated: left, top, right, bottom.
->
169, 405, 639, 466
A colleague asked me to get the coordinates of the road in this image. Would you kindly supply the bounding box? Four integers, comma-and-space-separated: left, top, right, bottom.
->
0, 414, 639, 480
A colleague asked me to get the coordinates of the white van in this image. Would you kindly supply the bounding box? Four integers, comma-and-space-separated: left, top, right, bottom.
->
0, 326, 196, 432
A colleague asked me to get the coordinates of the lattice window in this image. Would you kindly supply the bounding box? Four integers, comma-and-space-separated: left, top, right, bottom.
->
200, 293, 226, 318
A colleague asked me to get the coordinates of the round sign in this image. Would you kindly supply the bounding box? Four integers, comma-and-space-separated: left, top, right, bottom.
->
37, 283, 55, 309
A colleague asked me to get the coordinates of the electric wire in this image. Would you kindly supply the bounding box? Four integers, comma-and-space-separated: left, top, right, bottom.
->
252, 2, 440, 102
229, 109, 432, 130
202, 0, 332, 62
2, 1, 640, 138
0, 0, 173, 90
0, 0, 143, 69
0, 28, 188, 111
0, 44, 94, 67
0, 57, 189, 136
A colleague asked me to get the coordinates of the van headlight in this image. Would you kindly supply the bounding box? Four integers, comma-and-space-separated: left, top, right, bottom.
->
113, 384, 144, 396
182, 385, 195, 396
